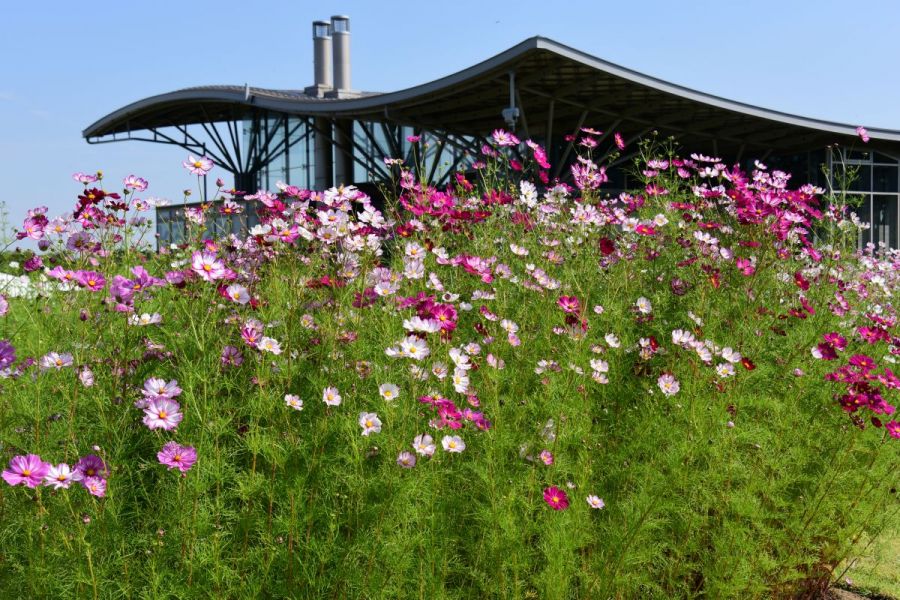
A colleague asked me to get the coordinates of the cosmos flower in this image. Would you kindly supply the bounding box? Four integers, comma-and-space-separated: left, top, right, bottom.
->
413, 434, 436, 456
285, 394, 304, 411
142, 398, 184, 431
226, 284, 250, 305
73, 455, 108, 480
43, 463, 75, 489
142, 378, 182, 400
257, 337, 282, 355
123, 174, 149, 192
442, 435, 465, 453
856, 126, 870, 143
191, 251, 227, 282
378, 383, 399, 401
323, 387, 342, 407
2, 454, 49, 488
396, 451, 416, 468
82, 476, 107, 498
543, 486, 570, 510
157, 441, 197, 473
586, 495, 605, 509
658, 373, 680, 396
40, 351, 74, 371
540, 450, 554, 466
359, 412, 382, 436
183, 155, 214, 175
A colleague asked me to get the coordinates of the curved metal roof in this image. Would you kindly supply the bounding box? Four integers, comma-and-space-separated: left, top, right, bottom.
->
83, 36, 900, 156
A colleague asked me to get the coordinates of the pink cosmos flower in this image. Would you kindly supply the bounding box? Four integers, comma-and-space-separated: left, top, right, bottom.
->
73, 455, 108, 480
543, 486, 570, 510
75, 270, 106, 291
323, 387, 342, 407
82, 476, 107, 498
123, 175, 149, 192
142, 378, 182, 401
191, 251, 227, 282
586, 495, 605, 509
413, 434, 436, 456
157, 441, 197, 473
183, 155, 214, 175
226, 284, 250, 304
442, 435, 465, 453
856, 126, 870, 143
396, 451, 416, 468
0, 294, 7, 317
142, 398, 184, 431
557, 296, 580, 314
221, 345, 243, 367
886, 421, 900, 439
614, 132, 625, 150
73, 172, 99, 184
658, 373, 680, 396
359, 412, 382, 436
44, 463, 75, 489
2, 454, 49, 488
540, 450, 554, 465
40, 351, 73, 371
492, 129, 520, 147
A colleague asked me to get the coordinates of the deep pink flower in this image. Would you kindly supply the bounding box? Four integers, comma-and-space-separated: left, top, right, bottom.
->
157, 441, 197, 473
2, 454, 49, 488
856, 126, 870, 143
887, 421, 900, 439
73, 454, 108, 480
75, 271, 106, 291
557, 296, 580, 314
543, 486, 570, 510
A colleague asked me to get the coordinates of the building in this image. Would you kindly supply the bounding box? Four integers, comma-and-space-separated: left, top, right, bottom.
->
83, 16, 900, 248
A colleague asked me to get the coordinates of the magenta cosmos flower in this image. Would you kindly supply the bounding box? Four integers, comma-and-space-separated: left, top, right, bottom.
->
3, 454, 50, 488
183, 155, 214, 176
543, 486, 570, 510
143, 398, 184, 431
73, 454, 108, 480
157, 441, 197, 473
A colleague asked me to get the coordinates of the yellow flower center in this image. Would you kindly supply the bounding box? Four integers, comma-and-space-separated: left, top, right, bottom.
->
159, 411, 168, 419
193, 161, 203, 168
22, 469, 31, 476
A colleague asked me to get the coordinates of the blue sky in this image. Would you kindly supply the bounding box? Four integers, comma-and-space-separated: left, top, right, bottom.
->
2, 0, 899, 237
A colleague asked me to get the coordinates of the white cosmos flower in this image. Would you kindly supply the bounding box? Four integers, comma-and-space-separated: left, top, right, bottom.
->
400, 336, 430, 360
359, 412, 382, 436
285, 394, 304, 411
226, 284, 250, 305
322, 387, 342, 406
442, 435, 465, 453
258, 337, 282, 355
413, 434, 436, 456
379, 383, 399, 401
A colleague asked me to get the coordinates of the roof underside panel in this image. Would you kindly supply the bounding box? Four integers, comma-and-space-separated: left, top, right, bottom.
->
83, 38, 900, 158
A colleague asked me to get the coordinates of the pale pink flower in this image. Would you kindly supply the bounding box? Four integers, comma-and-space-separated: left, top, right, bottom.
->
183, 155, 214, 175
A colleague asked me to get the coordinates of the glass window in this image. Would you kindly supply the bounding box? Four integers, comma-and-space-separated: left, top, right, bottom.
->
850, 195, 872, 248
873, 166, 898, 192
872, 195, 898, 249
874, 152, 899, 164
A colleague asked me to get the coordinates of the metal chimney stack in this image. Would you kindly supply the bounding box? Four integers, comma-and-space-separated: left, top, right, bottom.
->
331, 15, 351, 92
304, 20, 333, 97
